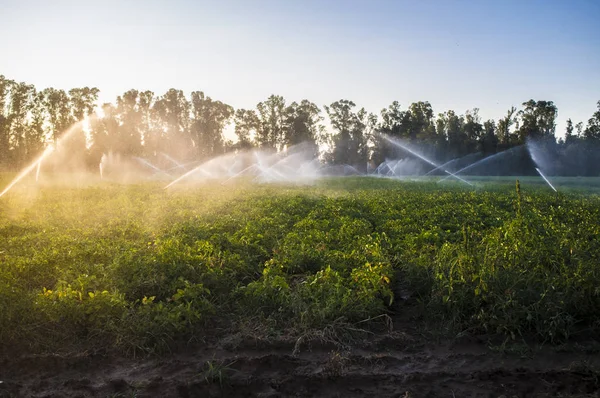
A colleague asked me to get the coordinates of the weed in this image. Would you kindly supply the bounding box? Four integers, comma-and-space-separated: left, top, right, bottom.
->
323, 350, 350, 377
201, 359, 237, 387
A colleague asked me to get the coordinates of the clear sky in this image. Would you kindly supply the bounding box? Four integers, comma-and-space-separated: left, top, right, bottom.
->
1, 0, 599, 139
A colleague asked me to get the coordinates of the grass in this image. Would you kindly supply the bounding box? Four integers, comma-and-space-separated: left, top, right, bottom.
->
201, 359, 237, 386
1, 174, 600, 357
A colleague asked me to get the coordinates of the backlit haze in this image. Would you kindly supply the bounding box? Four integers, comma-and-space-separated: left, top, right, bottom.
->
1, 0, 599, 139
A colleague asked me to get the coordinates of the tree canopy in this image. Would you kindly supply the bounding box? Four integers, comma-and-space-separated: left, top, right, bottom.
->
1, 74, 599, 175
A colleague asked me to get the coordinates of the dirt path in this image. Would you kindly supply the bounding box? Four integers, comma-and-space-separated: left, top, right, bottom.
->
2, 331, 600, 398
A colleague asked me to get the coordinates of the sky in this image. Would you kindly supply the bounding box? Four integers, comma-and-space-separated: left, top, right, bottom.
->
1, 0, 599, 140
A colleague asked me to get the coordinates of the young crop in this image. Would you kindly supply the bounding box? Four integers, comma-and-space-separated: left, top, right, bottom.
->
1, 179, 599, 356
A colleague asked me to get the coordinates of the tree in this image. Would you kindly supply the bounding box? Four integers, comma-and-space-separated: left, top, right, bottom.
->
115, 90, 143, 156
564, 118, 577, 144
189, 91, 234, 158
65, 87, 99, 161
284, 100, 324, 150
153, 89, 191, 158
24, 90, 47, 162
583, 101, 600, 140
43, 88, 72, 144
0, 76, 14, 167
234, 109, 259, 149
325, 100, 374, 167
497, 106, 517, 146
1, 72, 599, 176
516, 100, 557, 143
137, 90, 157, 156
381, 101, 411, 138
463, 108, 483, 153
69, 87, 99, 120
7, 82, 35, 163
575, 122, 584, 138
435, 113, 447, 143
89, 102, 119, 162
372, 101, 411, 165
407, 101, 435, 142
440, 110, 465, 157
255, 95, 286, 150
480, 119, 498, 154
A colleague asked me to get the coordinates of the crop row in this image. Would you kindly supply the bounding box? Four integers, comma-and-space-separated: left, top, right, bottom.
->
1, 178, 599, 355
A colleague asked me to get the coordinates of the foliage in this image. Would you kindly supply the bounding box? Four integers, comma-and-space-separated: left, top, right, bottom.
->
2, 73, 600, 176
1, 178, 600, 357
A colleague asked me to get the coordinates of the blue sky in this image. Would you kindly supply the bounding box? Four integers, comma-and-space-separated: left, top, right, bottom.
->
1, 0, 599, 138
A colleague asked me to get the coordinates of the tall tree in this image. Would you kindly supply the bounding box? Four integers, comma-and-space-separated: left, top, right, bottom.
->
137, 90, 156, 155
65, 87, 99, 161
435, 113, 447, 143
480, 119, 498, 154
69, 87, 99, 120
575, 122, 584, 138
2, 72, 599, 176
407, 101, 435, 142
43, 88, 72, 144
0, 76, 14, 167
7, 82, 35, 163
116, 90, 143, 156
189, 91, 234, 158
153, 89, 191, 158
380, 101, 410, 139
516, 100, 557, 142
440, 110, 465, 156
497, 106, 517, 146
463, 108, 483, 153
284, 99, 324, 150
24, 90, 47, 161
564, 118, 577, 144
234, 109, 259, 149
583, 101, 600, 140
372, 101, 410, 165
89, 102, 119, 162
325, 100, 374, 167
255, 95, 286, 150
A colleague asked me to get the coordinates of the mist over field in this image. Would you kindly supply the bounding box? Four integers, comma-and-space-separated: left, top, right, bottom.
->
2, 0, 600, 396
1, 72, 600, 199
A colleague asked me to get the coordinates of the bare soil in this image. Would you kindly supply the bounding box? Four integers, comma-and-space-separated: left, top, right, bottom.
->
2, 324, 600, 398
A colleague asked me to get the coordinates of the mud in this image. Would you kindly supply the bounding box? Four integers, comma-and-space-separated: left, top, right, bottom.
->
1, 330, 600, 398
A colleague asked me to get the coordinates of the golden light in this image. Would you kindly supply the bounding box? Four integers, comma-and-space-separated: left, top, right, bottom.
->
82, 116, 91, 134
95, 106, 105, 119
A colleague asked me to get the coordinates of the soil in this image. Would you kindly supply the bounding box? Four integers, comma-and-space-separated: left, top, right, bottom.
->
2, 322, 600, 398
1, 294, 598, 398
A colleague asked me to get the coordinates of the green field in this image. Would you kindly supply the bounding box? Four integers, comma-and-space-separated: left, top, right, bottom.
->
2, 175, 600, 360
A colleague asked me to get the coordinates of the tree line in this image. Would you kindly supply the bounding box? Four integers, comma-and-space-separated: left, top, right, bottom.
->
1, 74, 599, 175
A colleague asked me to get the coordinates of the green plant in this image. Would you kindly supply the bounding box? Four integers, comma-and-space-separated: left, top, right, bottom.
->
201, 359, 237, 387
1, 178, 600, 358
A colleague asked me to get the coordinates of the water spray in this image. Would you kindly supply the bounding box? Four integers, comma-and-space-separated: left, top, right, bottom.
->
160, 152, 185, 169
380, 134, 473, 186
0, 117, 100, 197
438, 146, 524, 183
221, 164, 258, 184
527, 140, 558, 192
0, 146, 55, 198
164, 160, 214, 189
424, 152, 482, 177
133, 157, 172, 177
535, 168, 558, 192
35, 160, 42, 182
